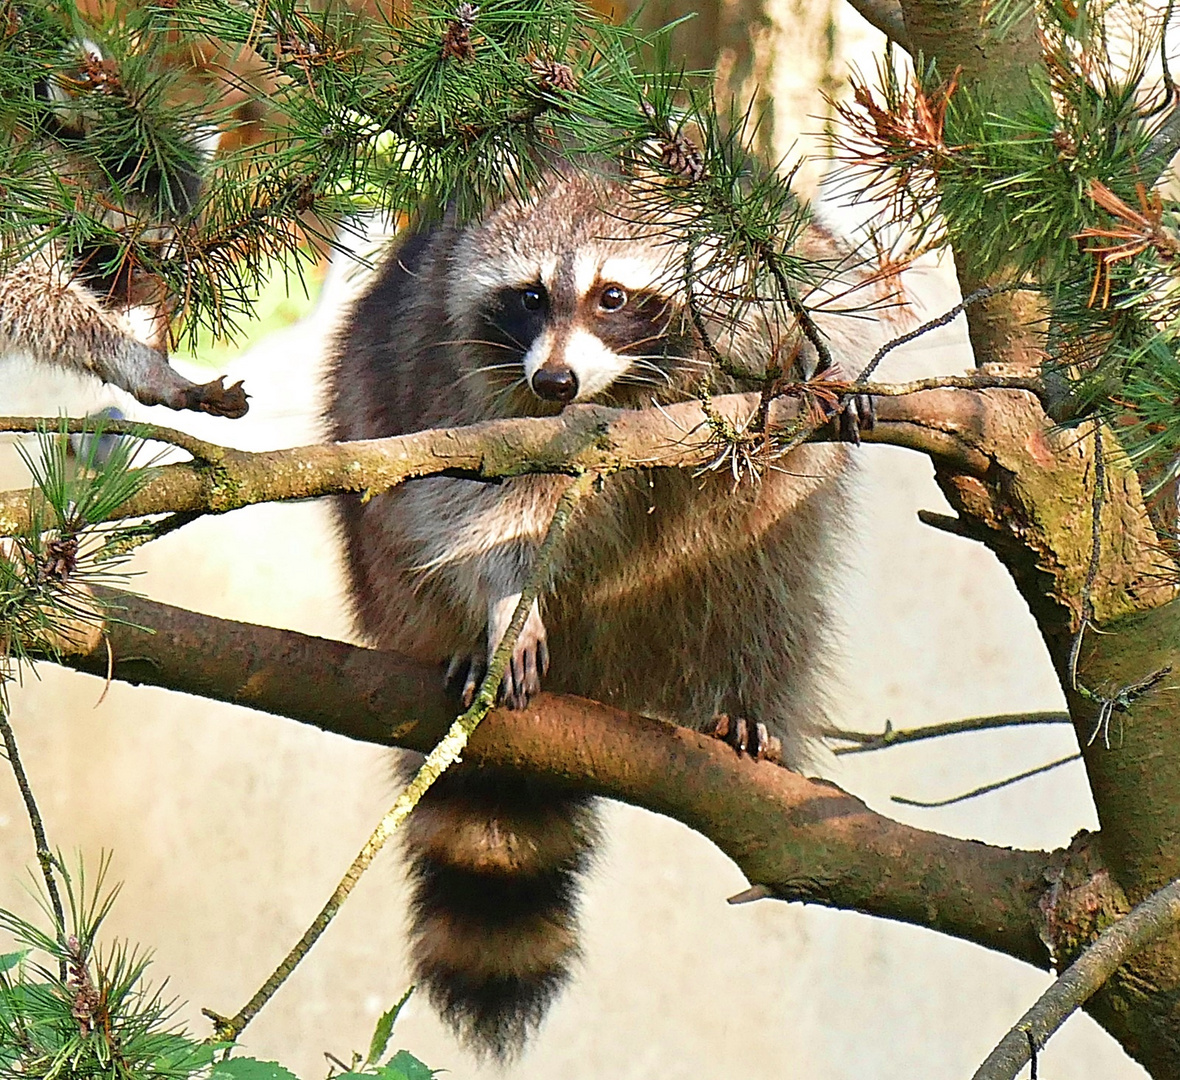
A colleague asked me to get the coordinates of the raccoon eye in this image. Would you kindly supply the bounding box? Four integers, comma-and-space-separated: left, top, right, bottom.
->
599, 285, 627, 311
520, 286, 546, 312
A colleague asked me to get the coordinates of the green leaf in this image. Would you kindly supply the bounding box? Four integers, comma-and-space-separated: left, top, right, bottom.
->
368, 1068, 408, 1080
365, 986, 414, 1066
211, 1057, 302, 1080
0, 951, 28, 974
383, 1050, 436, 1080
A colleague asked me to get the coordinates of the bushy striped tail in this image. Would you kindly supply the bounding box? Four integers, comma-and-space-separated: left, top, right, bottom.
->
401, 767, 599, 1058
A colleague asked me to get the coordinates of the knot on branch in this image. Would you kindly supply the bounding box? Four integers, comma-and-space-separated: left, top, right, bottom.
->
1040, 832, 1130, 968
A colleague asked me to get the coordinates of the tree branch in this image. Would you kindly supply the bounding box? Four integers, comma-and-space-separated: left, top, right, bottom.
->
0, 695, 67, 975
44, 587, 1053, 970
0, 380, 1038, 536
972, 876, 1180, 1080
826, 711, 1072, 754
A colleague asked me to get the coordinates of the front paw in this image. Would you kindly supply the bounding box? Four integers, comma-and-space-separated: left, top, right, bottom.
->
445, 605, 550, 710
445, 652, 487, 709
500, 607, 549, 710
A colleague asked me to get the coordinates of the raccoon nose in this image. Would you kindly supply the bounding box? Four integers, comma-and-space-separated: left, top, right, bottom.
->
531, 366, 579, 403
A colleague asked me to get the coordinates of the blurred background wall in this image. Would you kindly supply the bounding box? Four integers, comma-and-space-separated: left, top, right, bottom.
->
0, 2, 1149, 1077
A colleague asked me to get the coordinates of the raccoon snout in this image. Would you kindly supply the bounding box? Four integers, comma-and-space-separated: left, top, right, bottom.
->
531, 365, 579, 403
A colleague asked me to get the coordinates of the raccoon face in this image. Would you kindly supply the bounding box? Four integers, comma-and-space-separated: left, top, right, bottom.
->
447, 177, 699, 412
465, 245, 693, 411
484, 276, 682, 405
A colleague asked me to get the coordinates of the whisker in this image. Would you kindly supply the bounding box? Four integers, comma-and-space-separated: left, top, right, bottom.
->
624, 361, 674, 386
490, 378, 530, 406
479, 317, 528, 352
623, 329, 674, 351
454, 362, 523, 384
433, 337, 521, 352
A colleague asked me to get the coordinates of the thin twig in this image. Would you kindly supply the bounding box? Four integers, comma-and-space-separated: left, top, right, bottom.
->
0, 692, 67, 976
892, 753, 1081, 809
1162, 0, 1176, 101
971, 876, 1180, 1080
853, 283, 1024, 385
1069, 422, 1105, 695
1062, 424, 1167, 751
0, 416, 227, 465
851, 373, 1044, 397
767, 257, 834, 375
825, 711, 1071, 755
203, 470, 598, 1043
94, 511, 202, 561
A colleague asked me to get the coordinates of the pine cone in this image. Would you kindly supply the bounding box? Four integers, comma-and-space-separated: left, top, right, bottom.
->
531, 58, 576, 93
659, 134, 705, 183
441, 3, 479, 61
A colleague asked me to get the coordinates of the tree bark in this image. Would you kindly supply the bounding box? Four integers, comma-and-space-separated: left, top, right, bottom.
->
50, 586, 1054, 967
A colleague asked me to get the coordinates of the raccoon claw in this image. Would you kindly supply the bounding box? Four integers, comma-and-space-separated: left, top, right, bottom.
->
834, 391, 875, 445
500, 631, 549, 711
445, 653, 487, 709
707, 714, 783, 763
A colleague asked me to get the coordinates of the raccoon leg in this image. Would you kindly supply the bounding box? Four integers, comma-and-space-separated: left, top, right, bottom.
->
402, 767, 598, 1059
488, 594, 549, 710
399, 476, 569, 710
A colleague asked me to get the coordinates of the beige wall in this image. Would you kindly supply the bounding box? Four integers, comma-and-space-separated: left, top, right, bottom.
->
0, 8, 1151, 1074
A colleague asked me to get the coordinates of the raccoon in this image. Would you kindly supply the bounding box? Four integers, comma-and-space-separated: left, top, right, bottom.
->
1, 39, 247, 418
327, 170, 887, 1057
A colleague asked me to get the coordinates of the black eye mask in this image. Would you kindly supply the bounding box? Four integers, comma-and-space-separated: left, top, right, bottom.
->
480, 284, 550, 359
592, 291, 677, 358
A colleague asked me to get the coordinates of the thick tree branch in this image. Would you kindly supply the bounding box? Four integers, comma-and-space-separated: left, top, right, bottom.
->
44, 587, 1053, 971
842, 0, 912, 52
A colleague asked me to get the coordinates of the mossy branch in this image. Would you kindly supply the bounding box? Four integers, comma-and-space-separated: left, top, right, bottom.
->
973, 876, 1180, 1080
0, 378, 1046, 537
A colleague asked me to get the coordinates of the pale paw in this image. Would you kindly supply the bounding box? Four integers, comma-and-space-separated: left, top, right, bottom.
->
706, 714, 783, 763
499, 607, 549, 711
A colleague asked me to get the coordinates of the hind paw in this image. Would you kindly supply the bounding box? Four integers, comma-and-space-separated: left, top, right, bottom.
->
707, 714, 783, 762
836, 390, 875, 444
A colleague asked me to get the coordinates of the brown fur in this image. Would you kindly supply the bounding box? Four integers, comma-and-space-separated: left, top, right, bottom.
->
327, 172, 892, 1056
